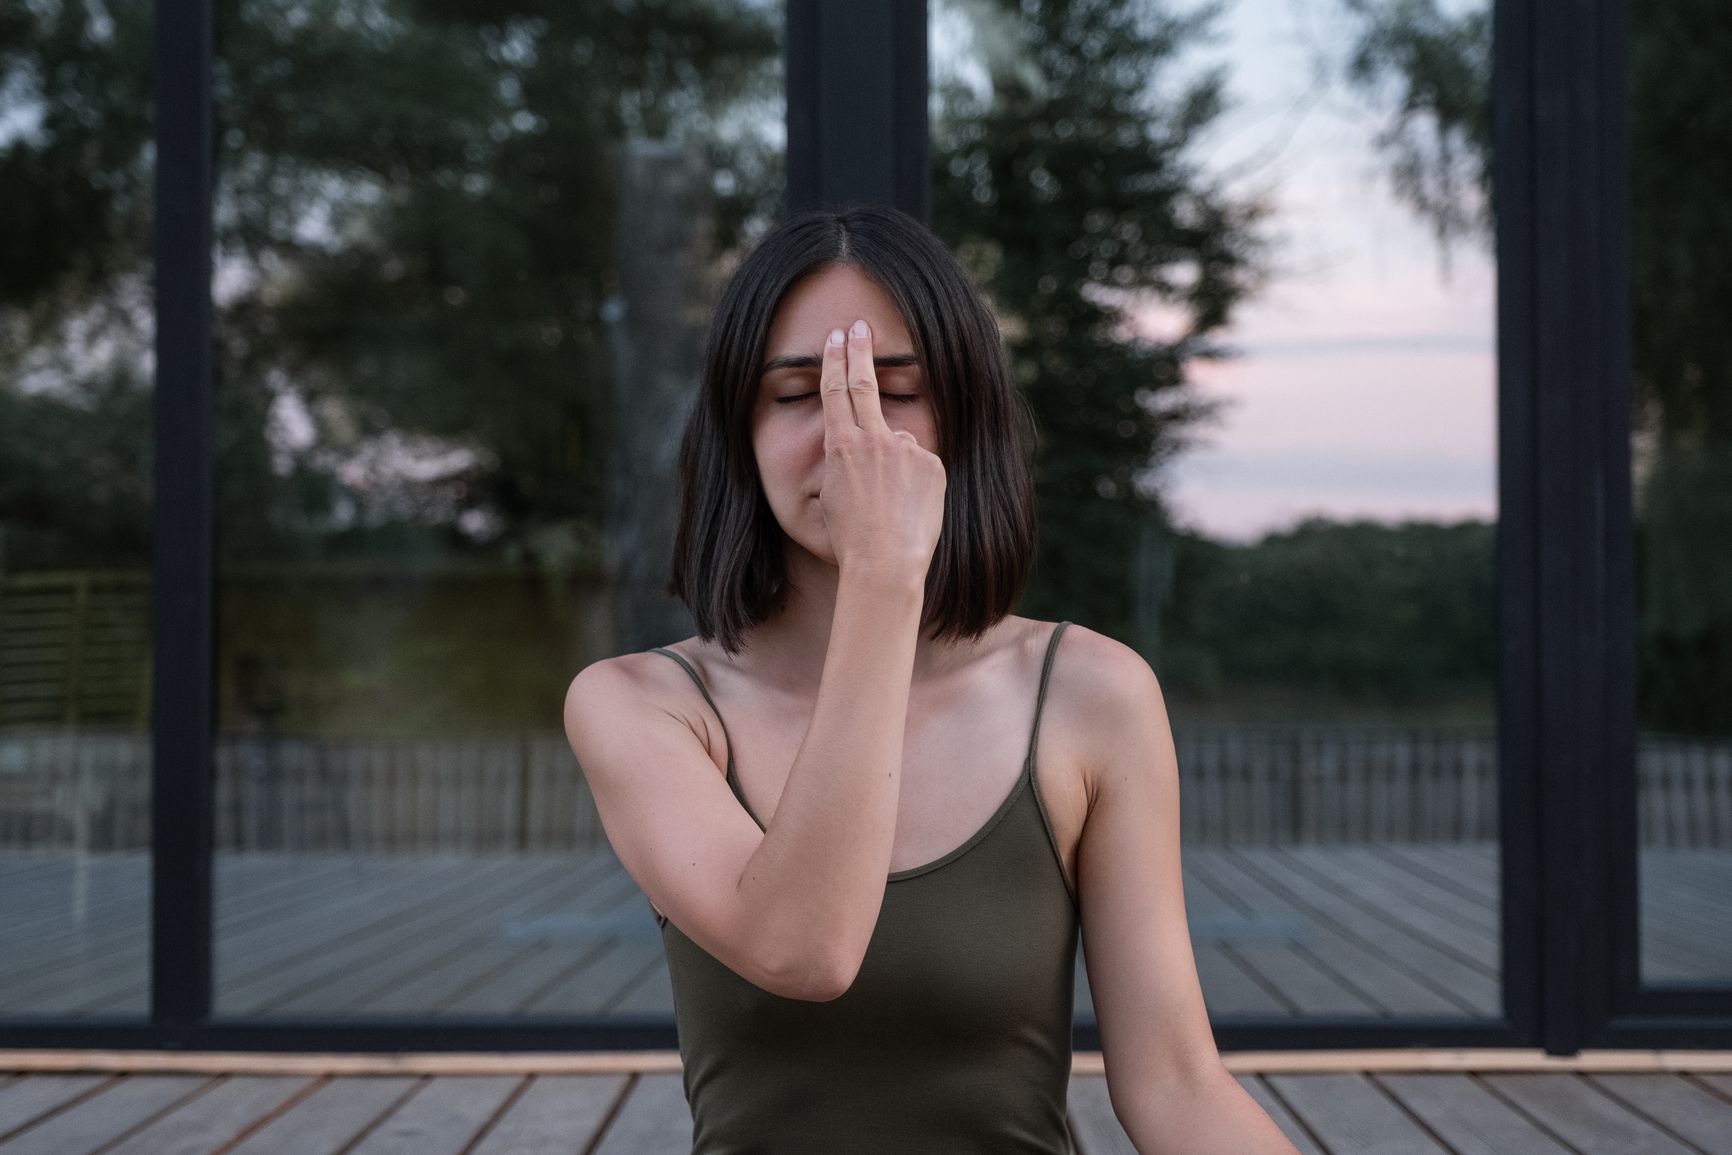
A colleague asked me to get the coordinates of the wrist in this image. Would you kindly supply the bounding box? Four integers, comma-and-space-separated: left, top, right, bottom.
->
838, 565, 927, 604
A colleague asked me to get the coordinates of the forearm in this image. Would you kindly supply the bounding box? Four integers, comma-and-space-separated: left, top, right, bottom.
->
736, 570, 926, 992
1116, 1065, 1304, 1155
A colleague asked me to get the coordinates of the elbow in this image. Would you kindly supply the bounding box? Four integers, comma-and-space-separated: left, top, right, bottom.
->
765, 943, 859, 1002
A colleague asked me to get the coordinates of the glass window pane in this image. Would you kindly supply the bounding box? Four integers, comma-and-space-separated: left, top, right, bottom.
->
931, 0, 1500, 1022
0, 4, 156, 1017
1631, 0, 1732, 988
211, 0, 783, 1019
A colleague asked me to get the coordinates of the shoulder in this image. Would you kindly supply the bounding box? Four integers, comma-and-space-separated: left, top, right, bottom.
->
564, 644, 728, 772
563, 647, 696, 736
1039, 622, 1170, 805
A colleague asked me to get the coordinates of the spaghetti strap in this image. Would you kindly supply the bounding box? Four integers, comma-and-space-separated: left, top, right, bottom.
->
1024, 621, 1077, 908
1024, 621, 1071, 774
647, 647, 735, 774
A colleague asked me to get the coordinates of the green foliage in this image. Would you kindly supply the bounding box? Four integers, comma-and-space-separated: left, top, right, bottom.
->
1, 0, 782, 570
931, 0, 1272, 641
1164, 517, 1495, 708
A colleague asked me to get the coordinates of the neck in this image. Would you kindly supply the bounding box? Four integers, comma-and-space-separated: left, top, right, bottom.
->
733, 542, 979, 693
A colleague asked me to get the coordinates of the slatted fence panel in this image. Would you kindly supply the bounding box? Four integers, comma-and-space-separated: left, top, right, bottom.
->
1, 724, 1727, 851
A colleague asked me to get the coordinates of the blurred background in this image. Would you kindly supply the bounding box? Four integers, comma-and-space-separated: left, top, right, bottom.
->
1, 0, 1725, 1033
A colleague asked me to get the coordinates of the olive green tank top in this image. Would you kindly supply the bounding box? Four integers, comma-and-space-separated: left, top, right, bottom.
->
644, 621, 1080, 1154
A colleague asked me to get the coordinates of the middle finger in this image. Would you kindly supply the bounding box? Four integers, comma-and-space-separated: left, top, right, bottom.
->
845, 318, 887, 432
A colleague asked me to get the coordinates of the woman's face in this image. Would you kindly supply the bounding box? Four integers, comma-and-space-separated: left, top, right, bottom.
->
751, 263, 940, 566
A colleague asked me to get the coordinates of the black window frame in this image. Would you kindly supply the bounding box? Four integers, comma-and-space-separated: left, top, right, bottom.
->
2, 0, 1726, 1055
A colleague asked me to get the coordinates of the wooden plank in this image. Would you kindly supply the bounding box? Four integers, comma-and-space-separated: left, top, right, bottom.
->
0, 1075, 211, 1155
1375, 841, 1502, 897
210, 857, 488, 998
1323, 845, 1500, 940
1376, 1073, 1574, 1154
613, 956, 678, 1016
343, 862, 642, 1017
1696, 1072, 1732, 1099
226, 1076, 418, 1155
0, 1075, 112, 1136
100, 1076, 316, 1155
215, 858, 570, 1013
1190, 850, 1478, 1017
8, 1050, 1732, 1076
1481, 1073, 1699, 1154
262, 858, 581, 1014
1257, 847, 1500, 974
1181, 943, 1292, 1017
468, 1074, 627, 1155
1588, 1073, 1732, 1154
1153, 855, 1294, 1015
344, 1076, 522, 1155
1207, 847, 1499, 1015
522, 936, 667, 1017
1066, 1073, 1134, 1155
0, 856, 365, 1003
1238, 1075, 1326, 1155
591, 1073, 691, 1155
12, 857, 457, 1016
1264, 1073, 1453, 1154
438, 941, 613, 1016
362, 864, 648, 1016
1182, 858, 1370, 1016
0, 856, 373, 1014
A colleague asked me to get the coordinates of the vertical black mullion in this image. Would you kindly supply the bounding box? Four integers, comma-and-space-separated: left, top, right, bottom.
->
892, 3, 929, 225
784, 0, 817, 217
1494, 0, 1543, 1049
1599, 0, 1638, 1024
1528, 0, 1628, 1054
151, 0, 216, 1032
785, 0, 928, 221
1532, 0, 1583, 1056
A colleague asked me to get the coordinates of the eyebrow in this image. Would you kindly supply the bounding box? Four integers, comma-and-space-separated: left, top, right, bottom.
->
759, 352, 921, 378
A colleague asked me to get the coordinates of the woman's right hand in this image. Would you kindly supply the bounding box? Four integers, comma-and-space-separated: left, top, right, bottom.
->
816, 318, 948, 587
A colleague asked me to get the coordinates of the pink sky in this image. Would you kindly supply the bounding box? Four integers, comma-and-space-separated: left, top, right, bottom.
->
1133, 0, 1498, 543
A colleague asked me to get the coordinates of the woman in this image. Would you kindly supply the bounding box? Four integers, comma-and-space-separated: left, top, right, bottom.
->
563, 204, 1300, 1154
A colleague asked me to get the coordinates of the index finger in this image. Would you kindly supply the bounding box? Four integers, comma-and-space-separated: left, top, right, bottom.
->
844, 318, 888, 432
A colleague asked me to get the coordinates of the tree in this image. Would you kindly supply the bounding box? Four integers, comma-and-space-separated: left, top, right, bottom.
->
1341, 0, 1732, 733
931, 0, 1272, 642
0, 0, 782, 573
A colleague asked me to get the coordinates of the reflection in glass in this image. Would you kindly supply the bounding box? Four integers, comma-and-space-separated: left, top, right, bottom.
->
1630, 0, 1732, 987
0, 4, 155, 1016
931, 0, 1499, 1021
210, 0, 782, 1017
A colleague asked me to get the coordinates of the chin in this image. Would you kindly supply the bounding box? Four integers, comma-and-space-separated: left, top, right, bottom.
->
784, 532, 838, 569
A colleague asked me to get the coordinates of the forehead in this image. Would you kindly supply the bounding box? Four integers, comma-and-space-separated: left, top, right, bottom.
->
762, 264, 913, 358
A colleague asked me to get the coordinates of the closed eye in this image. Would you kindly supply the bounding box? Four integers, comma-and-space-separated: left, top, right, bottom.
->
775, 393, 921, 405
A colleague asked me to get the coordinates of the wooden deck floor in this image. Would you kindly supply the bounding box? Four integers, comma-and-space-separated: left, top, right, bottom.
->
2, 1064, 1731, 1153
6, 841, 1731, 1019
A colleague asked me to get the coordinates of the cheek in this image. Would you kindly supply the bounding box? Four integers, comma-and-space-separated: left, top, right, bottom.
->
896, 402, 942, 454
752, 414, 820, 485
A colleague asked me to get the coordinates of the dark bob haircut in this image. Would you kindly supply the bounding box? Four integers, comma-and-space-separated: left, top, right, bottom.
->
664, 203, 1039, 655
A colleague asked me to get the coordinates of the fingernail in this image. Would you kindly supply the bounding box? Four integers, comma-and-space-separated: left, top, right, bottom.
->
851, 319, 869, 339
828, 327, 845, 346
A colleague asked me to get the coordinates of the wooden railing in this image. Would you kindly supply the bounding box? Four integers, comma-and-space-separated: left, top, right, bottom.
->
4, 724, 1729, 852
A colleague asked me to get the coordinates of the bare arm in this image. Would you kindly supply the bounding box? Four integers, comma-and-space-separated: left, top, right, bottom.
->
567, 316, 946, 1003
1066, 627, 1302, 1154
565, 570, 924, 1003
739, 317, 947, 997
737, 570, 926, 997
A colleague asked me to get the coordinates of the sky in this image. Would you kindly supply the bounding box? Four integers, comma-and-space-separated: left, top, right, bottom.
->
937, 0, 1499, 545
1147, 0, 1497, 544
